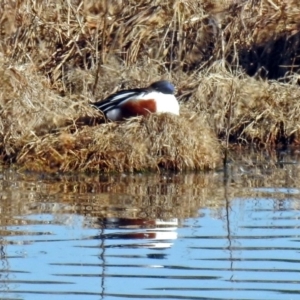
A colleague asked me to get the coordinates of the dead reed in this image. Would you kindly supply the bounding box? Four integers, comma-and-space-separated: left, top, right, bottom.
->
0, 0, 300, 172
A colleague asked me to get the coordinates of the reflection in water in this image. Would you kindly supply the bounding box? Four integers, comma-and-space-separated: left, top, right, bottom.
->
0, 150, 300, 299
98, 217, 178, 249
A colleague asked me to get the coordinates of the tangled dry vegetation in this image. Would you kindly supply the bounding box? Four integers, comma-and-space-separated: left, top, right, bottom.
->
0, 0, 300, 172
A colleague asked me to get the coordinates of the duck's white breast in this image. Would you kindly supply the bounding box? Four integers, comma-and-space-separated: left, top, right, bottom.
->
139, 91, 179, 115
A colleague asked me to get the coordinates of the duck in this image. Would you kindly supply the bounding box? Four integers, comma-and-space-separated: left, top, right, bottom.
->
91, 80, 179, 121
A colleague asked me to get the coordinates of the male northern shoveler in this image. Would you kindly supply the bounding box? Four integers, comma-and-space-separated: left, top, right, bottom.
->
92, 80, 179, 121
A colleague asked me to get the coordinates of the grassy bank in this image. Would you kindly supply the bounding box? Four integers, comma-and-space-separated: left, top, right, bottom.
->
0, 0, 300, 172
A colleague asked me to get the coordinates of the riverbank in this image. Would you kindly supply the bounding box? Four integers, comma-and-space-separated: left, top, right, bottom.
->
0, 0, 299, 172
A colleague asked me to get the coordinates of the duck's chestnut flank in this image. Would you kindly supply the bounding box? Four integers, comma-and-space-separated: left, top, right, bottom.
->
119, 99, 157, 118
92, 80, 179, 121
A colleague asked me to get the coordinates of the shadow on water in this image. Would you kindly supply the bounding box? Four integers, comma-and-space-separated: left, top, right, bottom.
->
0, 149, 300, 299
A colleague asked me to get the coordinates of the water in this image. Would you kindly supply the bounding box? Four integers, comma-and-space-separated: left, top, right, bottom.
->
0, 151, 300, 300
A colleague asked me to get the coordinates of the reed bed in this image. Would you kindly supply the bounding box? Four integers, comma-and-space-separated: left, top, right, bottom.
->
0, 0, 300, 172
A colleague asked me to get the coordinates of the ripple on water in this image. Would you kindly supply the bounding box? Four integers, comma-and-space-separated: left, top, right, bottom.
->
0, 155, 300, 300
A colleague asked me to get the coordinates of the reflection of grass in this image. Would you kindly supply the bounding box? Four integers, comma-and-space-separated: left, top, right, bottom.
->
1, 1, 300, 172
1, 153, 300, 222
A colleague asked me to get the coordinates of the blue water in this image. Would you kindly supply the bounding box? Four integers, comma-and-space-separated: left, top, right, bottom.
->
0, 157, 300, 300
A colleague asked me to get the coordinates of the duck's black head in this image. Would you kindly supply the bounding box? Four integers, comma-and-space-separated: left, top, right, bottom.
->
150, 80, 175, 95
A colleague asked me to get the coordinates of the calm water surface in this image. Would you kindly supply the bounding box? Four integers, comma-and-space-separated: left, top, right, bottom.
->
0, 151, 300, 300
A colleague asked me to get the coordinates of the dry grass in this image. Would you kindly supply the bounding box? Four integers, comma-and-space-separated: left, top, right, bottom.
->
0, 56, 96, 159
0, 0, 300, 172
185, 63, 300, 145
16, 111, 219, 172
